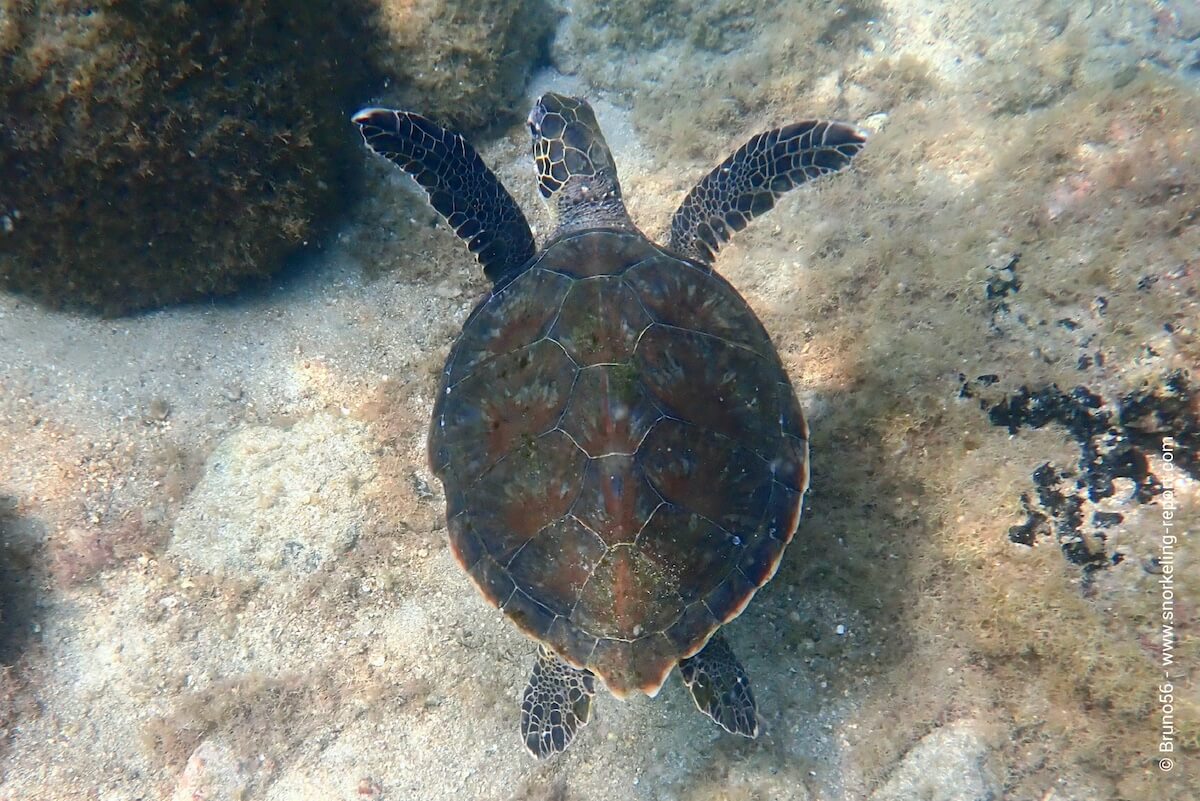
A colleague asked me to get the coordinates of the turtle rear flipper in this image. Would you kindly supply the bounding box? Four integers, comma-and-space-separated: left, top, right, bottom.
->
668, 120, 866, 264
521, 645, 597, 759
353, 108, 536, 286
679, 633, 758, 738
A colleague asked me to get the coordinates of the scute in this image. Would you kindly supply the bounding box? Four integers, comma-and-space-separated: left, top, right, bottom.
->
641, 420, 774, 534
444, 268, 573, 385
558, 365, 663, 457
573, 544, 684, 641
550, 276, 651, 364
570, 454, 660, 546
433, 228, 808, 696
507, 516, 607, 618
637, 504, 736, 604
665, 601, 721, 654
431, 339, 576, 482
623, 256, 772, 354
467, 429, 588, 563
588, 633, 682, 698
636, 325, 782, 442
535, 228, 654, 278
702, 566, 759, 624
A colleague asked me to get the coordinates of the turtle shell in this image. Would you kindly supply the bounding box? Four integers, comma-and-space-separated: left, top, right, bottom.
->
430, 229, 808, 698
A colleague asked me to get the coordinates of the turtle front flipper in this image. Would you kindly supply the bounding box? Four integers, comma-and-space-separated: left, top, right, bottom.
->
521, 645, 597, 759
667, 120, 866, 264
679, 633, 758, 738
352, 108, 536, 286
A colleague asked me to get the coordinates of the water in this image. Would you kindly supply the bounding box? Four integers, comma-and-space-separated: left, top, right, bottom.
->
0, 1, 1197, 799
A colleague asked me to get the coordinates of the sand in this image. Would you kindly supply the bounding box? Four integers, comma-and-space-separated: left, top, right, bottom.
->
1, 1, 1198, 799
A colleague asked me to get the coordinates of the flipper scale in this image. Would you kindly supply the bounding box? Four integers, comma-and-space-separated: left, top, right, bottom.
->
353, 108, 536, 285
668, 120, 866, 264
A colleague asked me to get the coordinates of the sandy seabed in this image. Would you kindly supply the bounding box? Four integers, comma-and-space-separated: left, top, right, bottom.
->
2, 1, 1199, 799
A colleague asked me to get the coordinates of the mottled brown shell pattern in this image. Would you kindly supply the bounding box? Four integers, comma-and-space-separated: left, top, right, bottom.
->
431, 229, 809, 698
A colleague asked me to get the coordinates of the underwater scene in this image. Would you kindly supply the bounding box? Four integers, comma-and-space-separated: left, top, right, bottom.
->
0, 1, 1197, 799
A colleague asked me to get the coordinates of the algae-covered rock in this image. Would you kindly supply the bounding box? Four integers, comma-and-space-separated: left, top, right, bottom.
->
552, 0, 883, 163
365, 0, 554, 131
0, 0, 555, 314
0, 0, 377, 314
562, 0, 765, 54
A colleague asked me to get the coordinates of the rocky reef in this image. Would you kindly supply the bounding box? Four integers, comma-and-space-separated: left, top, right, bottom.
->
366, 0, 554, 131
0, 1, 379, 314
0, 1, 1197, 799
0, 0, 549, 314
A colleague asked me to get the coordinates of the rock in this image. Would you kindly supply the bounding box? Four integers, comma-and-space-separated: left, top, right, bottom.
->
869, 720, 1000, 801
0, 1, 378, 314
366, 0, 555, 131
0, 1, 557, 314
171, 740, 251, 801
168, 415, 378, 584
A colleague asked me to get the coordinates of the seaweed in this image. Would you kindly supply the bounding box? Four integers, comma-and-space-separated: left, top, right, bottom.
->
967, 370, 1198, 581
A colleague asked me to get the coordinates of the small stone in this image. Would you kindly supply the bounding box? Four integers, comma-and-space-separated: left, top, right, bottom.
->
410, 472, 435, 500
171, 740, 250, 801
868, 720, 999, 801
168, 415, 377, 584
433, 281, 462, 299
147, 397, 171, 422
863, 112, 889, 131
417, 547, 430, 558
835, 624, 846, 635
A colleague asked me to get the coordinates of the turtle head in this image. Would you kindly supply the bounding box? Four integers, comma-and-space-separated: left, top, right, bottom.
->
528, 93, 635, 234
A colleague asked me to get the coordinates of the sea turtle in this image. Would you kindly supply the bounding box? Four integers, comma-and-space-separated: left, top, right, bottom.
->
353, 93, 864, 758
